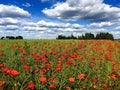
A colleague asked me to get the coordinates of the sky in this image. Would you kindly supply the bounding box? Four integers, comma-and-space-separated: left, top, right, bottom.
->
0, 0, 120, 39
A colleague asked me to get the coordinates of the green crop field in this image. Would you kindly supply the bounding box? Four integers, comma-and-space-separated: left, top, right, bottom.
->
0, 40, 120, 90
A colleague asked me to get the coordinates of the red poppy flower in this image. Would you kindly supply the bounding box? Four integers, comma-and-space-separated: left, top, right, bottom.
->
68, 78, 75, 83
66, 61, 73, 65
78, 74, 85, 79
49, 84, 56, 89
10, 70, 19, 77
34, 70, 39, 73
93, 78, 98, 83
40, 77, 47, 83
28, 82, 35, 90
42, 68, 47, 73
66, 86, 71, 90
20, 57, 26, 62
24, 65, 29, 71
55, 65, 61, 71
112, 68, 117, 72
111, 74, 116, 80
49, 77, 55, 82
0, 64, 4, 68
81, 85, 86, 89
90, 63, 95, 67
0, 80, 6, 88
3, 68, 11, 75
106, 54, 111, 61
93, 85, 97, 89
86, 76, 91, 80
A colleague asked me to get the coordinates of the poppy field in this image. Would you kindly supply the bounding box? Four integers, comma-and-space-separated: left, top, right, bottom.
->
0, 40, 120, 90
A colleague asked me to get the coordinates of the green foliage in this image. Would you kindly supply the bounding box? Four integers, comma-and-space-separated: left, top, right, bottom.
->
0, 36, 23, 40
57, 32, 114, 40
84, 33, 94, 40
56, 34, 77, 39
16, 36, 23, 39
96, 32, 114, 40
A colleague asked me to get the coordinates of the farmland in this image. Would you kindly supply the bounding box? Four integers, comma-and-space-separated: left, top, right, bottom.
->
0, 40, 120, 90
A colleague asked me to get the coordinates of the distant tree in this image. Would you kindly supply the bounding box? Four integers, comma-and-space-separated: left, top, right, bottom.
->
16, 36, 23, 39
56, 35, 66, 39
6, 36, 15, 39
78, 36, 82, 40
84, 33, 94, 39
70, 34, 77, 39
57, 32, 114, 40
57, 34, 77, 39
106, 32, 114, 40
1, 37, 4, 40
95, 33, 100, 39
95, 32, 114, 40
66, 36, 71, 39
78, 34, 84, 39
82, 34, 85, 39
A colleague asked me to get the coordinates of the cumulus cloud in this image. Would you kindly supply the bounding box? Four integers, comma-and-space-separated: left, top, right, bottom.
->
115, 26, 120, 30
88, 22, 115, 28
22, 3, 31, 7
5, 25, 19, 30
0, 18, 119, 39
42, 0, 120, 22
0, 18, 19, 25
1, 18, 119, 39
23, 26, 48, 31
0, 24, 19, 31
0, 4, 31, 18
110, 31, 120, 39
22, 20, 84, 31
37, 20, 71, 28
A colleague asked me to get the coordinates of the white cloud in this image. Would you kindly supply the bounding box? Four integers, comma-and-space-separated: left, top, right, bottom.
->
115, 26, 120, 30
0, 24, 19, 30
42, 0, 120, 22
22, 3, 31, 7
0, 18, 120, 39
89, 22, 115, 28
110, 31, 120, 39
23, 26, 48, 31
0, 18, 19, 25
72, 24, 84, 29
22, 20, 84, 31
37, 20, 71, 28
0, 4, 31, 18
22, 21, 38, 27
5, 25, 19, 30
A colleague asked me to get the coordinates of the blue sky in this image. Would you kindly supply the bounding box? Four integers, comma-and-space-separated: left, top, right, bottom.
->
0, 0, 120, 39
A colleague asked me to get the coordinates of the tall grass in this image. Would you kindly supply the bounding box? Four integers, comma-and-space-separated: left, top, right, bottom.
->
0, 40, 120, 90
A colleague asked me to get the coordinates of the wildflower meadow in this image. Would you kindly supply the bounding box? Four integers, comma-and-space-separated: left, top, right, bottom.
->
0, 40, 120, 90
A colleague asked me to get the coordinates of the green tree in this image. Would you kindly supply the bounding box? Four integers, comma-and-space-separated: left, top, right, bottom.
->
95, 32, 114, 40
16, 36, 23, 39
84, 33, 94, 40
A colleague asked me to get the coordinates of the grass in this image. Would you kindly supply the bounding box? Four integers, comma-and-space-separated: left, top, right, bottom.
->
0, 40, 120, 90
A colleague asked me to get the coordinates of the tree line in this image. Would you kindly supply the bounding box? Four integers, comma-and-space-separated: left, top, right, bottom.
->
0, 36, 23, 40
56, 32, 114, 40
